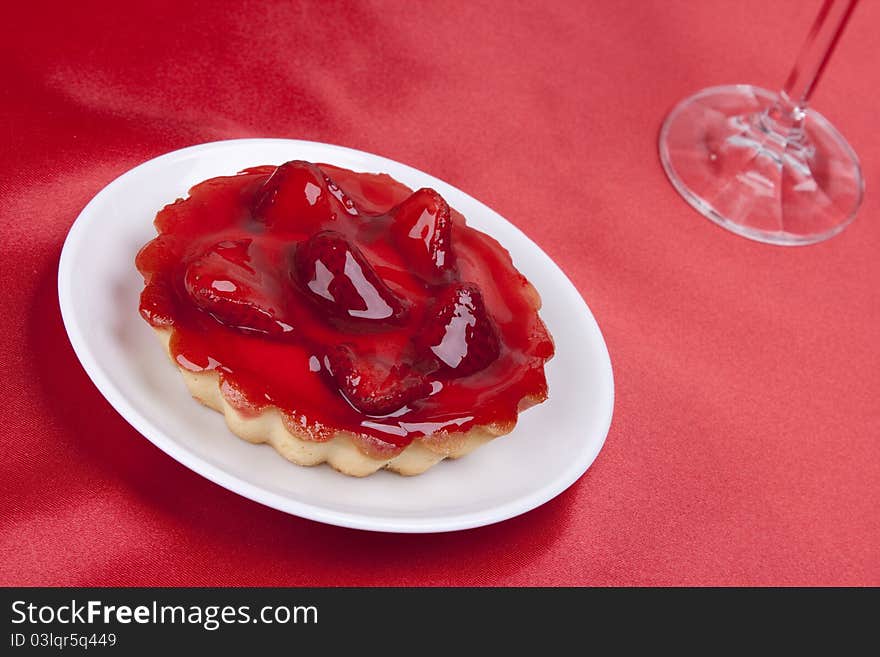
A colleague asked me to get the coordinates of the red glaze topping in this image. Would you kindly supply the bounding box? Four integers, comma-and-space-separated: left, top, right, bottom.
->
136, 162, 554, 454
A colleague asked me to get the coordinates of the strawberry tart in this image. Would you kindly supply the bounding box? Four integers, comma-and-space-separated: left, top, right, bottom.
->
136, 161, 554, 476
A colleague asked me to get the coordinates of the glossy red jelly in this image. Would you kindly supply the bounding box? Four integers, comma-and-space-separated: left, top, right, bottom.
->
136, 161, 554, 456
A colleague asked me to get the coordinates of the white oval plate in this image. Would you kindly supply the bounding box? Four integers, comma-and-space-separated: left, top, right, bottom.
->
58, 139, 614, 533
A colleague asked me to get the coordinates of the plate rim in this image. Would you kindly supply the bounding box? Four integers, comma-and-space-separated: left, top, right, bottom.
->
57, 138, 614, 533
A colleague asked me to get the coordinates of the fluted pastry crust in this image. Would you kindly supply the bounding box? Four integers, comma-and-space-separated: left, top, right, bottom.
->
153, 328, 543, 476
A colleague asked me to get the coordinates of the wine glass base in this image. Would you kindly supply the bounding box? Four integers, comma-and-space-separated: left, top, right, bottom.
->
659, 85, 864, 246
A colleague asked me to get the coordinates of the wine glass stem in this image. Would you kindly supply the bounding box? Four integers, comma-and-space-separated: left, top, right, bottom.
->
782, 0, 859, 107
762, 0, 859, 141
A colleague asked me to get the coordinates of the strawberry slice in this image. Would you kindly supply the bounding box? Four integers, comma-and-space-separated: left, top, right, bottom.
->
294, 230, 405, 326
325, 344, 432, 415
389, 187, 455, 282
418, 283, 500, 376
253, 160, 357, 232
184, 239, 293, 337
139, 279, 175, 327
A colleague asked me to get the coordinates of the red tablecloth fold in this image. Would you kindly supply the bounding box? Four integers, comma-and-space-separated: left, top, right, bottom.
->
1, 0, 878, 585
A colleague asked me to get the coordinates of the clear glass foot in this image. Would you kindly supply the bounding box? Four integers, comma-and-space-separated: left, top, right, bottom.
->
658, 85, 863, 246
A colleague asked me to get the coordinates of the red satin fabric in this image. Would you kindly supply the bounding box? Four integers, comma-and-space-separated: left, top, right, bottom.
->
1, 1, 877, 585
